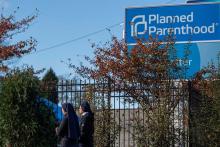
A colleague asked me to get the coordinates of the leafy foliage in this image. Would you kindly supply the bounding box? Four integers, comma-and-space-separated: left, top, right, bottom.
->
41, 68, 59, 103
85, 85, 120, 147
83, 84, 120, 147
190, 64, 220, 147
0, 13, 37, 72
93, 100, 120, 147
0, 67, 57, 147
70, 36, 189, 146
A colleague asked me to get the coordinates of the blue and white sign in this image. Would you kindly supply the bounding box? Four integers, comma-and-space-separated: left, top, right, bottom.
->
125, 3, 220, 44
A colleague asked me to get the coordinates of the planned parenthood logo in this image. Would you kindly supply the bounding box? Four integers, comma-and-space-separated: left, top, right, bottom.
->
130, 12, 217, 37
131, 15, 147, 37
126, 3, 220, 44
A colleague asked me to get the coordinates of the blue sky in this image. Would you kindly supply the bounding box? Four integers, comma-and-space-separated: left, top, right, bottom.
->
1, 0, 186, 78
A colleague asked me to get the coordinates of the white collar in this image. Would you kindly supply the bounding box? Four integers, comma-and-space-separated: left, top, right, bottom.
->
82, 112, 88, 116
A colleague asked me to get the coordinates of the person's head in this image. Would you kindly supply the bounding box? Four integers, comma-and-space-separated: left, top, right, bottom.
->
61, 103, 80, 139
79, 101, 92, 114
62, 103, 75, 116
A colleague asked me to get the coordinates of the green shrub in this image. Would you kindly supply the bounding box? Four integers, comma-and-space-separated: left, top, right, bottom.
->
0, 67, 57, 147
41, 68, 59, 104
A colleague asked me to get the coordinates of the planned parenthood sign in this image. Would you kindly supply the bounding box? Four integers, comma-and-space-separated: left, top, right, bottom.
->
125, 3, 220, 44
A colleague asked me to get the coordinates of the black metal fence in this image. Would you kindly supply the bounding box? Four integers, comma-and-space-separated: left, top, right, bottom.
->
41, 79, 191, 147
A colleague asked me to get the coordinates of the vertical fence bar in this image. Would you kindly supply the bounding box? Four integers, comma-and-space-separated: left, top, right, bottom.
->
107, 78, 111, 146
79, 79, 82, 105
70, 80, 73, 107
113, 81, 116, 147
128, 92, 131, 147
188, 80, 192, 147
119, 88, 121, 147
74, 79, 77, 109
132, 96, 135, 147
121, 82, 125, 147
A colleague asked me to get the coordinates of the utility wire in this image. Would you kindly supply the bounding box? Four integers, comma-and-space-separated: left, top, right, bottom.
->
30, 22, 123, 55
22, 0, 179, 57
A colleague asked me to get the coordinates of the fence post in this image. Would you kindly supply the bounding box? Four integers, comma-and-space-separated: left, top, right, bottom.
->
107, 77, 112, 146
188, 80, 192, 147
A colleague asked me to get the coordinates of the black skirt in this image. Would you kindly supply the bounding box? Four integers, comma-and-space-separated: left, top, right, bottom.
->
61, 137, 78, 147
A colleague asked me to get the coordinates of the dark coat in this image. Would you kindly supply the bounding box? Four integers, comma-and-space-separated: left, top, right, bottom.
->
79, 112, 94, 147
56, 117, 79, 147
56, 103, 80, 147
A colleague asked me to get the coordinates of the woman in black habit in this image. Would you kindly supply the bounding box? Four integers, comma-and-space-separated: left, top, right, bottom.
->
79, 101, 94, 147
56, 103, 80, 147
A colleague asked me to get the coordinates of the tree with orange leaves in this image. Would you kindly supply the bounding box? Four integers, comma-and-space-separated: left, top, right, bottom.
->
70, 36, 190, 146
0, 13, 37, 72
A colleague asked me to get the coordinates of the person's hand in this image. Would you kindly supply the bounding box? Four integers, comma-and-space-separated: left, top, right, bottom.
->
55, 127, 58, 133
55, 120, 59, 127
